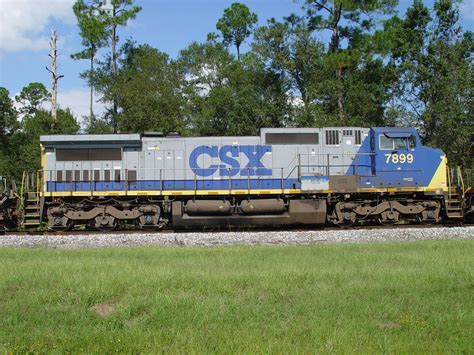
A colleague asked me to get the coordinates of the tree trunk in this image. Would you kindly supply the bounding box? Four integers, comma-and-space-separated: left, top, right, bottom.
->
46, 30, 63, 131
329, 2, 342, 54
337, 66, 344, 121
111, 4, 118, 133
331, 3, 344, 121
236, 44, 240, 61
90, 53, 94, 125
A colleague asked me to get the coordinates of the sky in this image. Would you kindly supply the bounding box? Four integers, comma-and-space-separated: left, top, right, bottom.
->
0, 0, 473, 121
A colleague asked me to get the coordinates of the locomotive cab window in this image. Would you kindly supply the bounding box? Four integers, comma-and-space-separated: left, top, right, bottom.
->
379, 134, 416, 150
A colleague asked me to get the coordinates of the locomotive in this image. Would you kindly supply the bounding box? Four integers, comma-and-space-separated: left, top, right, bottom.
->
1, 126, 472, 232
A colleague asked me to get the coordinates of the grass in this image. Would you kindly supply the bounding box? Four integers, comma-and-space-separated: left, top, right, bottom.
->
0, 240, 473, 353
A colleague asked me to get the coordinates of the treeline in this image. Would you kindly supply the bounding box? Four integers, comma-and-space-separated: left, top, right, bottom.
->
0, 0, 473, 179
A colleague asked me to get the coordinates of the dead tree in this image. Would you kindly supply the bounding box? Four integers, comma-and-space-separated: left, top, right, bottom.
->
46, 30, 64, 130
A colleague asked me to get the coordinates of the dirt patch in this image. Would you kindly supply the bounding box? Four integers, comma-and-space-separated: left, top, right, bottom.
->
92, 302, 116, 317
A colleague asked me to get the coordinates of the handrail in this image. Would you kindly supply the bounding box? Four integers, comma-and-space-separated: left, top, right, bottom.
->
19, 171, 26, 209
36, 170, 40, 205
457, 166, 465, 196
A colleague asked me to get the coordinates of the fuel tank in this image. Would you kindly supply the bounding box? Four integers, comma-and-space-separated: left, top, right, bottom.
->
185, 200, 232, 216
240, 199, 286, 215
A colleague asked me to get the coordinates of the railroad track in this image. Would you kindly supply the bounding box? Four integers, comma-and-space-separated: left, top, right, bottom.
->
3, 221, 472, 236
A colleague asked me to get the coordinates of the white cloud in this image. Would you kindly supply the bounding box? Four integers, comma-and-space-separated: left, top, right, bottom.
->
460, 1, 474, 21
56, 88, 106, 122
0, 0, 75, 52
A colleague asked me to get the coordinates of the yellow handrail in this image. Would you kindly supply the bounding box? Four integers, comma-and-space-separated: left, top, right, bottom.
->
446, 165, 452, 197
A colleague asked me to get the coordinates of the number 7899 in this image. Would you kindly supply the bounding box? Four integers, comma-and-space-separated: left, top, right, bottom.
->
385, 153, 414, 164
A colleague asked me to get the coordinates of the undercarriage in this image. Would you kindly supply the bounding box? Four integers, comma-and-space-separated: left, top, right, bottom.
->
39, 192, 450, 232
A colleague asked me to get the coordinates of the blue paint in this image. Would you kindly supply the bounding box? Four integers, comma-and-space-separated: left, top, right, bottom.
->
46, 178, 300, 192
189, 145, 272, 177
348, 128, 445, 188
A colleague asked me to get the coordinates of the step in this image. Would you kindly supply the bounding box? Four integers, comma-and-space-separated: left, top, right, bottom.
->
25, 205, 39, 209
23, 221, 40, 225
25, 214, 41, 218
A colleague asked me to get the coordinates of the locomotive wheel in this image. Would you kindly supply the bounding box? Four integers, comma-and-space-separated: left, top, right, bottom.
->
94, 215, 117, 231
331, 210, 356, 227
378, 210, 400, 226
48, 214, 74, 232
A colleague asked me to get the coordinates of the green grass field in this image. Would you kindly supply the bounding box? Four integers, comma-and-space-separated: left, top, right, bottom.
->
0, 240, 473, 353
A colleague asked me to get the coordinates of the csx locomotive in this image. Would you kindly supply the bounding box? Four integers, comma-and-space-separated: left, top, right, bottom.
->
1, 126, 472, 231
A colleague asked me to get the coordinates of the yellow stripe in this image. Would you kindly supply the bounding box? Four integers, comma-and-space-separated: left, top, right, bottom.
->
426, 157, 448, 192
42, 185, 447, 198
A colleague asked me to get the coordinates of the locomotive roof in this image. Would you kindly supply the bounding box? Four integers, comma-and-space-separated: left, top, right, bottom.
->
40, 127, 418, 147
40, 134, 142, 147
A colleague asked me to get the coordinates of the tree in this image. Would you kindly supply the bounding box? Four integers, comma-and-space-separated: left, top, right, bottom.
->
304, 0, 397, 120
10, 108, 79, 178
253, 16, 327, 124
14, 82, 50, 115
75, 0, 141, 132
46, 30, 64, 129
103, 0, 141, 131
71, 0, 109, 124
179, 35, 235, 95
216, 2, 258, 60
378, 0, 473, 165
0, 88, 19, 176
103, 42, 188, 133
179, 36, 289, 136
0, 88, 18, 136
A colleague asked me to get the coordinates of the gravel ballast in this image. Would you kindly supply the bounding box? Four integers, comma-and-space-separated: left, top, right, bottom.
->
1, 226, 473, 249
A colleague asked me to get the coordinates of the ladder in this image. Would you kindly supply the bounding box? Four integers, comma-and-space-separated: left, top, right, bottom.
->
445, 166, 464, 219
20, 171, 42, 230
